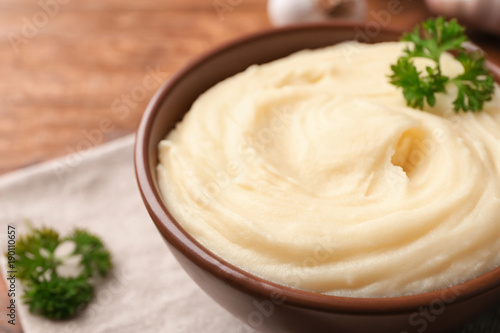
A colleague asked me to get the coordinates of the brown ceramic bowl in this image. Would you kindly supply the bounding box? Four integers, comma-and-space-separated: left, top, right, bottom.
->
135, 23, 500, 333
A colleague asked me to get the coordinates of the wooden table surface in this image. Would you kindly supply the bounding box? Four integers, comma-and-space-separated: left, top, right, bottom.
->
1, 0, 499, 332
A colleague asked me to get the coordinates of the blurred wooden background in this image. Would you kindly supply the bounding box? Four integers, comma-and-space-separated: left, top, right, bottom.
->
1, 0, 499, 332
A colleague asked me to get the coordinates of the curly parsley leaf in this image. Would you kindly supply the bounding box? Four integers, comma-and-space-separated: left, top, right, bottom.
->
390, 56, 448, 109
5, 226, 112, 320
13, 227, 60, 281
22, 276, 93, 320
389, 17, 495, 112
67, 229, 112, 278
402, 17, 467, 61
451, 51, 495, 112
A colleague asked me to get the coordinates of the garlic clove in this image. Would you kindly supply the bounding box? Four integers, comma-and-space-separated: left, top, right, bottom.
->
268, 0, 366, 27
268, 0, 324, 26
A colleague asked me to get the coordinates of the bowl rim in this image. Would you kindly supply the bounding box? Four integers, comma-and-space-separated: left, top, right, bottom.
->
134, 21, 500, 314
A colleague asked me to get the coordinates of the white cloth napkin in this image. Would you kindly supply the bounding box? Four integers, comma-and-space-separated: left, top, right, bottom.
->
0, 135, 248, 333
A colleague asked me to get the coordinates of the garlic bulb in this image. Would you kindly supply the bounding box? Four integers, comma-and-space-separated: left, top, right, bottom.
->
425, 0, 500, 35
268, 0, 366, 27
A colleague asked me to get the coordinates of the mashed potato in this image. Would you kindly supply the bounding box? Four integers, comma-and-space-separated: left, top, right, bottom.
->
157, 42, 500, 297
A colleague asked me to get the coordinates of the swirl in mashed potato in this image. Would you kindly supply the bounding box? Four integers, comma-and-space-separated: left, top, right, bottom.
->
157, 42, 500, 297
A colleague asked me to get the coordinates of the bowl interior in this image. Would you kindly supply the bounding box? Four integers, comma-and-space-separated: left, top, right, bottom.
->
135, 22, 500, 313
143, 24, 405, 193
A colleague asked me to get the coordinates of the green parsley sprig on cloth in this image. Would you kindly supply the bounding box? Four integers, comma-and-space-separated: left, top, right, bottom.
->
389, 17, 495, 112
6, 227, 112, 320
